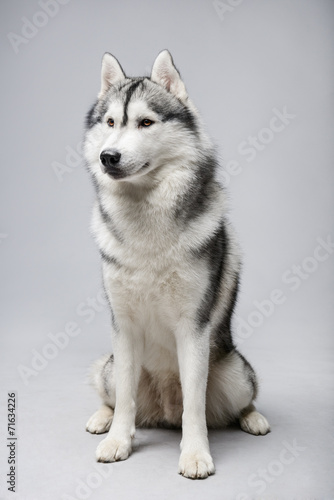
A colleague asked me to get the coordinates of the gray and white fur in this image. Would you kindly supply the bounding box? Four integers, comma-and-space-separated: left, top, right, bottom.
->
84, 50, 270, 479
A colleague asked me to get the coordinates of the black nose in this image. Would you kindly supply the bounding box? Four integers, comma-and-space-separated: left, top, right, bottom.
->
100, 150, 121, 171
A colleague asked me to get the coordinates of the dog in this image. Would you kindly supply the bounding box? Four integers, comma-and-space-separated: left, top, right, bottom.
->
84, 50, 270, 479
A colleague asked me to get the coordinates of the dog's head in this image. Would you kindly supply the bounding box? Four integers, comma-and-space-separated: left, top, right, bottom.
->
84, 51, 200, 184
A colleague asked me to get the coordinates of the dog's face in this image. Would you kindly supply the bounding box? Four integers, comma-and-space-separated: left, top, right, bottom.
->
84, 51, 199, 184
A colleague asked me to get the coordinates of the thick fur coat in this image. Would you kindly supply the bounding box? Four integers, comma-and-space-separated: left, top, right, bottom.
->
84, 50, 270, 479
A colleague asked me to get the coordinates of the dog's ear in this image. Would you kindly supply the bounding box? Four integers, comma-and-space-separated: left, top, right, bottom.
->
151, 50, 187, 101
99, 53, 126, 98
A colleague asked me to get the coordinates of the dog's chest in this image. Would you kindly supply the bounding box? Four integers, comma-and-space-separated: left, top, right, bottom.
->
96, 194, 193, 282
103, 239, 200, 320
96, 192, 208, 365
102, 230, 191, 374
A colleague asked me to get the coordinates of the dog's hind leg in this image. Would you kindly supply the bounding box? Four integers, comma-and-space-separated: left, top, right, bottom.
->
86, 404, 114, 434
239, 403, 270, 436
206, 350, 270, 435
86, 354, 116, 434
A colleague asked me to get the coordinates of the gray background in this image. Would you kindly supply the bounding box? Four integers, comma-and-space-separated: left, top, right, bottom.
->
1, 0, 333, 498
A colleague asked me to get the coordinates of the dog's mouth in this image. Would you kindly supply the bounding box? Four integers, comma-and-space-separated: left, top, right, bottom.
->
101, 162, 150, 180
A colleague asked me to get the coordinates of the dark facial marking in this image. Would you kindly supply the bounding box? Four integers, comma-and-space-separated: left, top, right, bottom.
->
85, 98, 109, 130
146, 78, 197, 134
121, 80, 144, 126
148, 96, 197, 134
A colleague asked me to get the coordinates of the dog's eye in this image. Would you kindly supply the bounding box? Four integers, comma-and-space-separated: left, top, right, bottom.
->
140, 119, 153, 127
107, 118, 114, 127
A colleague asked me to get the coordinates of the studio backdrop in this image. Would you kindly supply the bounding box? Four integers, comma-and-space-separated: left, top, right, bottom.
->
0, 1, 333, 499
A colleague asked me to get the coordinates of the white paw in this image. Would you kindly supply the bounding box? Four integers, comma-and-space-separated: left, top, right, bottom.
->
86, 407, 114, 434
178, 451, 215, 479
96, 436, 132, 463
240, 410, 270, 436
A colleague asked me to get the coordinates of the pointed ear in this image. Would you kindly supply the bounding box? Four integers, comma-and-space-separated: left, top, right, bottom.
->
151, 50, 187, 101
99, 52, 126, 98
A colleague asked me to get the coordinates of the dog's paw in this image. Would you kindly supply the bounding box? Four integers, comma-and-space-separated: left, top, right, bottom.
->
178, 451, 215, 479
96, 436, 132, 463
86, 406, 114, 434
240, 410, 270, 436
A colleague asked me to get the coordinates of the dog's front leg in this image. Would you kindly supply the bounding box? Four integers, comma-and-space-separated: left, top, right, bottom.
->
175, 320, 215, 479
96, 328, 142, 463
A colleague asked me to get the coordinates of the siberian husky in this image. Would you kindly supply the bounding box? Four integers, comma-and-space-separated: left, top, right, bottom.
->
84, 50, 270, 479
